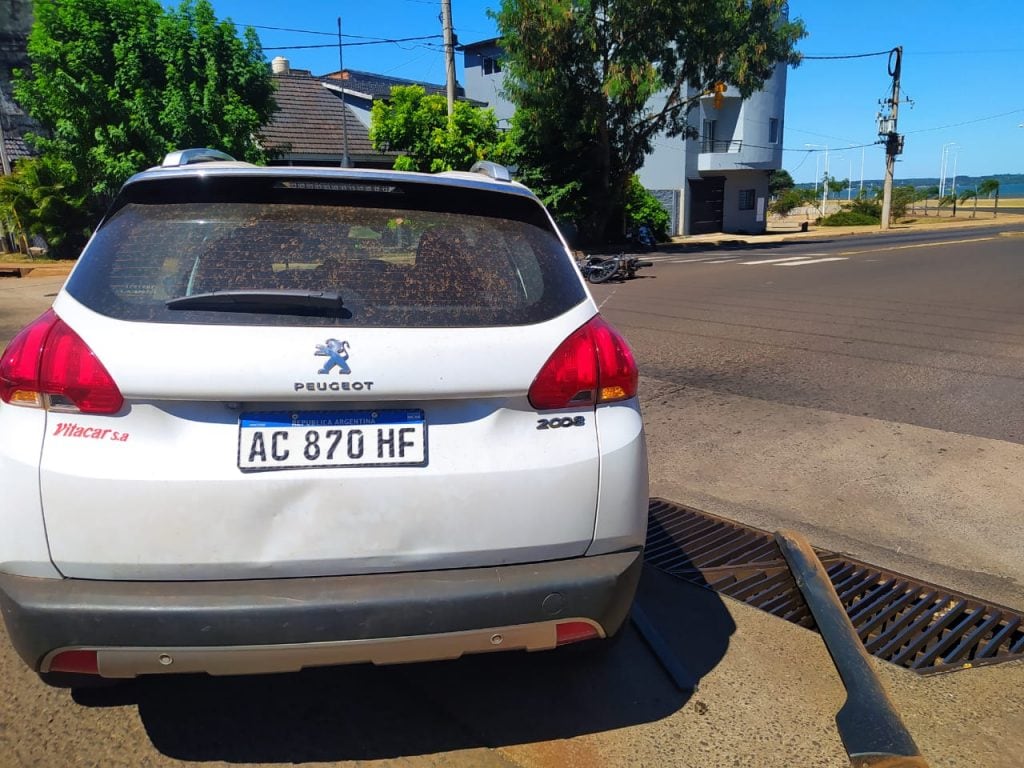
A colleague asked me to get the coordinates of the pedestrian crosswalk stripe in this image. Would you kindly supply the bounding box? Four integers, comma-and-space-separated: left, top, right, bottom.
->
739, 256, 818, 265
777, 257, 849, 266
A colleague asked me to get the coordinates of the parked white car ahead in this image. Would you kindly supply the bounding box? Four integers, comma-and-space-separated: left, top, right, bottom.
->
0, 151, 648, 685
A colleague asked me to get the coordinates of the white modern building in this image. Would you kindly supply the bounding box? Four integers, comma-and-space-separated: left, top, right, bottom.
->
461, 39, 788, 237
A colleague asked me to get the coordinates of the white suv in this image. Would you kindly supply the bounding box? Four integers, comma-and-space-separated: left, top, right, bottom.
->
0, 151, 648, 685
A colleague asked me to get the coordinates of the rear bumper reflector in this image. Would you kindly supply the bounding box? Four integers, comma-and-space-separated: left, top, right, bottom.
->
48, 649, 99, 674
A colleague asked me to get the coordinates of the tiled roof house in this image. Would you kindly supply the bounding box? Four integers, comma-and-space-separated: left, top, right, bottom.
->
262, 58, 482, 169
261, 64, 392, 168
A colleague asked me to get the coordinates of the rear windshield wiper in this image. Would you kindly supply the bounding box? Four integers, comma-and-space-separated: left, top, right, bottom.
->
166, 290, 349, 318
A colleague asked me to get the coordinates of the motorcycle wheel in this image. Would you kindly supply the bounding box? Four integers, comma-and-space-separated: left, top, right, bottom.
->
587, 261, 619, 283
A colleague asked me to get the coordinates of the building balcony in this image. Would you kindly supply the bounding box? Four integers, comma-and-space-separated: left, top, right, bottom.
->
698, 139, 780, 172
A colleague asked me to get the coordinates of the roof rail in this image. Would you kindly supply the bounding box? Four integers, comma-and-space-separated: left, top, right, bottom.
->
161, 148, 238, 167
469, 160, 512, 183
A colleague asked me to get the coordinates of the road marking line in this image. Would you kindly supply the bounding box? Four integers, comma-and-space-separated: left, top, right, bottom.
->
777, 257, 849, 266
665, 256, 733, 263
703, 258, 741, 263
740, 256, 817, 265
838, 236, 996, 256
596, 287, 618, 309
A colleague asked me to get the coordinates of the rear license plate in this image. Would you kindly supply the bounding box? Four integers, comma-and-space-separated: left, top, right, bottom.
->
238, 409, 426, 472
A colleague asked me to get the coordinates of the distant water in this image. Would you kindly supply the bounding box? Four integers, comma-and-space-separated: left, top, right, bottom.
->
805, 181, 1024, 198
997, 182, 1024, 198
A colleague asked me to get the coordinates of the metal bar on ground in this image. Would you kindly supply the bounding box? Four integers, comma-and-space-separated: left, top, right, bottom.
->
775, 530, 929, 768
644, 498, 1024, 674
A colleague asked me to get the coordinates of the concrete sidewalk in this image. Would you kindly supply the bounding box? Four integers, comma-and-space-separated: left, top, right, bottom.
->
671, 211, 1021, 248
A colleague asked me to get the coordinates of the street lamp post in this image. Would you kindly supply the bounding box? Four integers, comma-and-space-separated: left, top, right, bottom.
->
939, 142, 957, 197
858, 147, 865, 196
951, 148, 961, 197
805, 144, 831, 211
822, 145, 830, 211
806, 145, 819, 193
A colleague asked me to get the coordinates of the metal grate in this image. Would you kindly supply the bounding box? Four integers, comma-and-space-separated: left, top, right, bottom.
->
645, 498, 1024, 675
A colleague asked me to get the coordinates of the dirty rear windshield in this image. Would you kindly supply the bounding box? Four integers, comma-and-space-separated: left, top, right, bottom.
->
66, 174, 586, 327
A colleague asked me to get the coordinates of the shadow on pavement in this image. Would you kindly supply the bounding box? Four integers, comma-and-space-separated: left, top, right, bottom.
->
73, 565, 734, 763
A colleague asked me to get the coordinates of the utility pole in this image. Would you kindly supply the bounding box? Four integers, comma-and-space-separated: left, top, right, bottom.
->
441, 0, 456, 122
878, 47, 904, 231
337, 17, 351, 168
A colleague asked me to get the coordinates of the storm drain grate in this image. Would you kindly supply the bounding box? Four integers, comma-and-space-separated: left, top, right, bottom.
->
644, 498, 1024, 675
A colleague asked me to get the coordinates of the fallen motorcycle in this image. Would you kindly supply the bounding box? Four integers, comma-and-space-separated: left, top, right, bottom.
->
577, 253, 654, 284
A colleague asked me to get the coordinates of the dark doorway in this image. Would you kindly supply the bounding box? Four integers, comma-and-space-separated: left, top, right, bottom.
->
689, 176, 725, 235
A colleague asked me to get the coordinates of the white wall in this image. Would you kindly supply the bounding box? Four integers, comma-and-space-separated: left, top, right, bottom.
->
722, 170, 770, 234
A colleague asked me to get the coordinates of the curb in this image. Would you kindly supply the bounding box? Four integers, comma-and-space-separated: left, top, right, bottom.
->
668, 216, 1019, 249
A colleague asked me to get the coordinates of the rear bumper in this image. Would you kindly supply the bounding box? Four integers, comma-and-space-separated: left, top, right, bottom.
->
0, 550, 642, 677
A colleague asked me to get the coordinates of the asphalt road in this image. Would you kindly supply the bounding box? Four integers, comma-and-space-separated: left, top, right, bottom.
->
597, 221, 1024, 609
2, 224, 1024, 767
609, 222, 1024, 444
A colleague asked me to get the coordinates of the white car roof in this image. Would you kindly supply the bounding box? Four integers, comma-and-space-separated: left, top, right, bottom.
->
123, 162, 537, 201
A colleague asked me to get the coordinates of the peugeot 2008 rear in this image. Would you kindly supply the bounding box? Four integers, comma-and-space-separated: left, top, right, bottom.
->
0, 153, 648, 684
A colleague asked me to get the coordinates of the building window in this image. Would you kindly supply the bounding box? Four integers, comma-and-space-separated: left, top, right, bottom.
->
702, 119, 717, 152
769, 118, 779, 144
739, 189, 755, 211
482, 57, 502, 75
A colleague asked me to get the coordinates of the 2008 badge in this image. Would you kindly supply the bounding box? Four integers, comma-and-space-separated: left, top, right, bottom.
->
536, 416, 586, 430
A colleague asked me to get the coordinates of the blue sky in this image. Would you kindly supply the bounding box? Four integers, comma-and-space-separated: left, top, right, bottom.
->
209, 0, 1024, 182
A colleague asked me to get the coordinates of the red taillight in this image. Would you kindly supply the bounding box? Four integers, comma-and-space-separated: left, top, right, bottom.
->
0, 309, 123, 414
528, 316, 638, 410
556, 621, 602, 646
48, 650, 99, 674
0, 309, 56, 408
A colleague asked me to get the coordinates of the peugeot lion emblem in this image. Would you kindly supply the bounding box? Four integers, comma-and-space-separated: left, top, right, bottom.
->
315, 339, 351, 375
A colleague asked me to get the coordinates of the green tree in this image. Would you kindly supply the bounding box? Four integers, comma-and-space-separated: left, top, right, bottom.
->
494, 0, 805, 243
890, 185, 917, 220
370, 85, 502, 172
13, 0, 275, 244
825, 174, 849, 198
958, 187, 977, 218
916, 185, 939, 216
937, 193, 958, 217
624, 175, 669, 240
769, 186, 814, 217
768, 169, 795, 197
978, 178, 1000, 217
0, 156, 92, 258
850, 196, 881, 220
155, 1, 276, 162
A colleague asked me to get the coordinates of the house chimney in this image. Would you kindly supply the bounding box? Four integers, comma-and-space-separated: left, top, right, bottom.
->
271, 56, 290, 75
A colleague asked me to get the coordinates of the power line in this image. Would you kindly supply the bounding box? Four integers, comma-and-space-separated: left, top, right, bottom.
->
903, 107, 1024, 135
786, 126, 865, 146
801, 50, 892, 60
244, 24, 336, 37
243, 24, 440, 43
784, 140, 881, 153
264, 35, 442, 52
